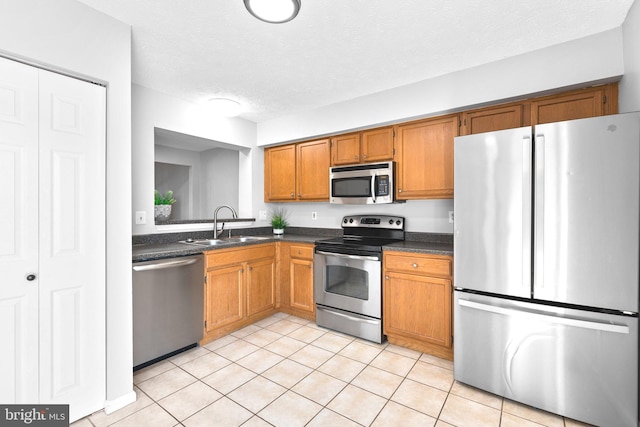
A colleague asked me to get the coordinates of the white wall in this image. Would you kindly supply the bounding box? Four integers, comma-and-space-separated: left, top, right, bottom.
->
620, 0, 640, 112
132, 84, 258, 235
257, 29, 624, 146
0, 0, 133, 412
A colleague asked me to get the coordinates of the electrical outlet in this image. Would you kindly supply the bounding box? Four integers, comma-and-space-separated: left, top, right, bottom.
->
135, 211, 146, 225
448, 211, 454, 224
259, 210, 267, 220
311, 211, 317, 220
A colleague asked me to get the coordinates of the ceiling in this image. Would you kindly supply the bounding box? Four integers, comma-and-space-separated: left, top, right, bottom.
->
76, 0, 635, 123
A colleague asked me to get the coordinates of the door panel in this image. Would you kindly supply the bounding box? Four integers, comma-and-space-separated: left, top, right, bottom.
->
453, 127, 532, 298
0, 57, 39, 404
454, 292, 638, 427
534, 114, 640, 311
38, 69, 106, 418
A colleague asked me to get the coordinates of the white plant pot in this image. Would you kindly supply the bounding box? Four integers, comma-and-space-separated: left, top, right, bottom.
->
273, 228, 284, 235
155, 204, 172, 221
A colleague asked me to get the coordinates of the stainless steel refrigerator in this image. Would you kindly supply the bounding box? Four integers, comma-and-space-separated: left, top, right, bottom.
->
453, 112, 639, 427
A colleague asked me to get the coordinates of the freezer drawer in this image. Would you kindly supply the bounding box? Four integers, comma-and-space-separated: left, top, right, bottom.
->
454, 292, 638, 427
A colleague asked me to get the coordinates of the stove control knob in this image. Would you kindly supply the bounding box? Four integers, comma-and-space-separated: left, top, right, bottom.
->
343, 218, 348, 224
396, 220, 402, 226
349, 218, 354, 223
388, 219, 393, 225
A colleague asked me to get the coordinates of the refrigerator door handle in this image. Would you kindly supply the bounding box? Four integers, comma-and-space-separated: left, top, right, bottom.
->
534, 133, 545, 290
457, 299, 630, 334
522, 135, 532, 292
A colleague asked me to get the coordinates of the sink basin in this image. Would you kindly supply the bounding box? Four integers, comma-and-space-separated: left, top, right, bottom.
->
180, 236, 271, 247
180, 239, 229, 246
226, 236, 271, 243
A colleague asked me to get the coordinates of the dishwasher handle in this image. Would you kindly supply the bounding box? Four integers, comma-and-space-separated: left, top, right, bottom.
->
133, 257, 200, 272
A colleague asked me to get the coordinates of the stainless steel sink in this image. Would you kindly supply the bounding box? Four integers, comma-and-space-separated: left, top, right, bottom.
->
180, 236, 271, 247
226, 236, 271, 243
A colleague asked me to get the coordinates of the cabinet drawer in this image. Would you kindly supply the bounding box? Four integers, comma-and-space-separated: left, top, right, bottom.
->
289, 244, 314, 260
206, 243, 276, 269
384, 252, 452, 277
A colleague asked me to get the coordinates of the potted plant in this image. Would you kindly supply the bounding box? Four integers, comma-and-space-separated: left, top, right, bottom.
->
270, 208, 288, 235
154, 189, 176, 221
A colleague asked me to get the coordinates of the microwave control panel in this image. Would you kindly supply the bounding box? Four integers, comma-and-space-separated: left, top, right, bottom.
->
375, 175, 390, 196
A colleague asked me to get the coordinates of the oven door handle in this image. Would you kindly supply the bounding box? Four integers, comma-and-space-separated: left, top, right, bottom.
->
316, 250, 380, 262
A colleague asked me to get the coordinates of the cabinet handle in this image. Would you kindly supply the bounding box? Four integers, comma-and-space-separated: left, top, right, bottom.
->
412, 263, 418, 268
354, 155, 358, 160
290, 192, 295, 198
398, 189, 403, 193
26, 273, 37, 281
385, 275, 389, 280
362, 154, 367, 159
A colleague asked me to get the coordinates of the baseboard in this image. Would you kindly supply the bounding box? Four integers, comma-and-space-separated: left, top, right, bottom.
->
104, 390, 137, 415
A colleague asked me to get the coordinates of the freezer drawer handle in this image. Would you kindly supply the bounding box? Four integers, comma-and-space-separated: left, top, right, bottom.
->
133, 257, 200, 272
458, 299, 630, 334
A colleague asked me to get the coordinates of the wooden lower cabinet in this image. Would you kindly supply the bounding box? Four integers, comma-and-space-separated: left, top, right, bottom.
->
278, 242, 316, 320
383, 251, 453, 360
202, 243, 276, 343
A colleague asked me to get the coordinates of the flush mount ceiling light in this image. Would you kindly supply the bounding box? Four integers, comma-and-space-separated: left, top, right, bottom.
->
208, 98, 243, 117
244, 0, 301, 24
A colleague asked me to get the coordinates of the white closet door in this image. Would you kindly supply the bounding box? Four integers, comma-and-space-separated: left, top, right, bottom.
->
0, 57, 40, 403
38, 69, 106, 420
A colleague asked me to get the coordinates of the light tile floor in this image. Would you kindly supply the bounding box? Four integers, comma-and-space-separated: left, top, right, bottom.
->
73, 313, 592, 427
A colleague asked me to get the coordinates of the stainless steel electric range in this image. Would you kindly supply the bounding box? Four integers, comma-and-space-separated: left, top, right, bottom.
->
313, 215, 405, 343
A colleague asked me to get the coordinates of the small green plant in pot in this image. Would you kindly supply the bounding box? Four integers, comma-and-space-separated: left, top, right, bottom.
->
154, 190, 176, 221
270, 208, 288, 235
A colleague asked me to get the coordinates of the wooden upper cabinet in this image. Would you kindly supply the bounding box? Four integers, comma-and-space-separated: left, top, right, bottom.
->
330, 127, 393, 166
460, 103, 528, 135
264, 144, 296, 201
394, 115, 457, 200
361, 127, 394, 163
531, 84, 617, 125
296, 138, 330, 201
264, 139, 330, 202
331, 133, 360, 165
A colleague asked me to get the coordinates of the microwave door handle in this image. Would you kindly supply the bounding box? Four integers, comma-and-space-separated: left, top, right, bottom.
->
371, 176, 376, 203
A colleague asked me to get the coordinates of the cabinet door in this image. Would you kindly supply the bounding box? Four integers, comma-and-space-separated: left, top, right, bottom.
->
246, 258, 276, 317
531, 87, 606, 125
297, 139, 330, 201
205, 265, 244, 332
395, 115, 457, 199
384, 272, 452, 348
460, 104, 525, 135
361, 126, 394, 162
331, 133, 360, 166
289, 258, 314, 314
264, 144, 296, 201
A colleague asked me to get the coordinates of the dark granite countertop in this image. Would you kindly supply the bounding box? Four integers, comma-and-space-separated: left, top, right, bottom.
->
132, 227, 453, 262
383, 240, 453, 256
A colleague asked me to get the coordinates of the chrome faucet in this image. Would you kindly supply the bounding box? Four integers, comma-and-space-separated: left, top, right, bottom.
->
213, 205, 238, 239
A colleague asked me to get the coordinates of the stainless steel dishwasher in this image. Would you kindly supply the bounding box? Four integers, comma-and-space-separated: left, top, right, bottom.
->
132, 254, 204, 370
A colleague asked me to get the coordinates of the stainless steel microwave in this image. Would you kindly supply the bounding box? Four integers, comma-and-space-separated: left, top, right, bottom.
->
329, 161, 395, 204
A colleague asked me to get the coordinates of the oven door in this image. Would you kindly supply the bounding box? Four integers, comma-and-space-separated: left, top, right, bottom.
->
313, 248, 382, 318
